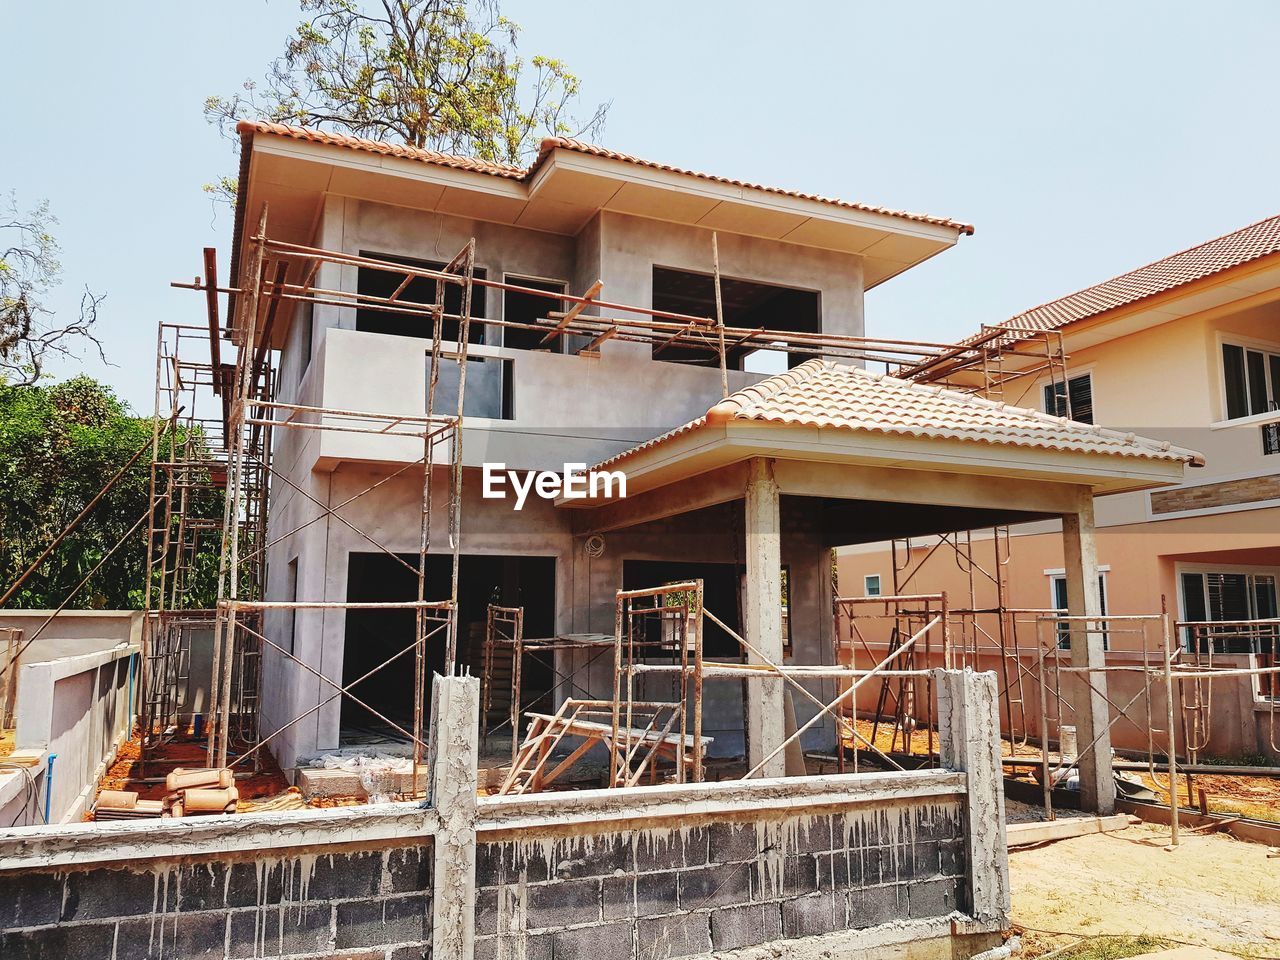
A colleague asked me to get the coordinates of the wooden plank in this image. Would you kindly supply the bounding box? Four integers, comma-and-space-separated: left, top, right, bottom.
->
539, 279, 602, 345
1006, 813, 1135, 848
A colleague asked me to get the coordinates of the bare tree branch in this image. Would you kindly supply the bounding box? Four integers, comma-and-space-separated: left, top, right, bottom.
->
0, 194, 107, 386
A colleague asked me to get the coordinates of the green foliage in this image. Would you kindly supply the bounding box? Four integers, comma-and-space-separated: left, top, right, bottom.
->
0, 377, 222, 610
204, 0, 609, 201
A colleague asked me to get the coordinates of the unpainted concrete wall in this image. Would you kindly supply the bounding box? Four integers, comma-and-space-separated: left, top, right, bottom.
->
12, 644, 137, 824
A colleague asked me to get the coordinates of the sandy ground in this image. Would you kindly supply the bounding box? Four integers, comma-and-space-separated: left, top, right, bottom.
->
1010, 822, 1280, 958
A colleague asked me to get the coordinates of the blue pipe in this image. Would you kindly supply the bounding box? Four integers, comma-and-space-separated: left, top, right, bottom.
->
43, 753, 57, 824
128, 653, 136, 730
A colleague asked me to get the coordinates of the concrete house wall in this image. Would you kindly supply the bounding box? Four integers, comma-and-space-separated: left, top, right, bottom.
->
260, 196, 868, 769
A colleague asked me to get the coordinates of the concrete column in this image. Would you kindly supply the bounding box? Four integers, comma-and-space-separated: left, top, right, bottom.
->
936, 668, 1010, 928
744, 458, 785, 778
427, 673, 479, 960
1062, 494, 1115, 814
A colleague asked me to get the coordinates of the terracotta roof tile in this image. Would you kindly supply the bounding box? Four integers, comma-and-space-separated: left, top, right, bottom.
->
1001, 212, 1280, 334
595, 360, 1203, 470
236, 121, 973, 235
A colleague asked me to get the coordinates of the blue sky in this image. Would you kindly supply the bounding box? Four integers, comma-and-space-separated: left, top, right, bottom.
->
4, 1, 1279, 411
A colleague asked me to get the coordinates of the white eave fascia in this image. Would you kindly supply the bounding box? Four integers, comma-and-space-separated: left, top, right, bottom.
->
533, 147, 966, 244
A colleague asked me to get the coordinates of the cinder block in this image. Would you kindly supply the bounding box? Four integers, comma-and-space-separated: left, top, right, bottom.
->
551, 921, 633, 960
711, 901, 783, 951
602, 875, 636, 919
940, 839, 965, 877
475, 887, 499, 937
385, 845, 433, 894
0, 922, 118, 960
335, 893, 430, 949
526, 876, 602, 928
117, 911, 229, 960
306, 850, 386, 900
0, 870, 63, 927
635, 872, 678, 917
911, 840, 941, 880
909, 876, 962, 919
228, 902, 334, 957
781, 891, 840, 940
707, 821, 758, 863
847, 883, 906, 929
816, 850, 850, 890
678, 862, 751, 910
753, 855, 817, 900
791, 815, 834, 855
297, 766, 366, 799
64, 866, 167, 921
638, 912, 711, 958
476, 840, 550, 885
173, 861, 230, 912
553, 833, 632, 878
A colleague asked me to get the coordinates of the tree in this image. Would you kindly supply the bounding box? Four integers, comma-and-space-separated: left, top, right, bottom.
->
0, 377, 222, 610
0, 195, 106, 386
205, 0, 609, 200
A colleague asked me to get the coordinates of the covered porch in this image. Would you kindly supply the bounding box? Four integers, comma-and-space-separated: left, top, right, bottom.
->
560, 361, 1202, 812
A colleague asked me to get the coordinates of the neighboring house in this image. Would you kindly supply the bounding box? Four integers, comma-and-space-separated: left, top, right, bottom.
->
839, 213, 1280, 759
227, 122, 1195, 807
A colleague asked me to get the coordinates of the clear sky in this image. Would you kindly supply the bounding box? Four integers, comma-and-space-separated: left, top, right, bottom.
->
5, 1, 1279, 412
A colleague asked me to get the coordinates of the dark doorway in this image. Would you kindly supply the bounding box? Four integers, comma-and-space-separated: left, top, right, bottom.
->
623, 559, 748, 658
356, 252, 488, 342
650, 267, 820, 369
341, 552, 555, 742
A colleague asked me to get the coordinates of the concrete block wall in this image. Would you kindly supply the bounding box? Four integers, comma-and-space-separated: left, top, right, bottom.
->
473, 800, 967, 959
0, 671, 1007, 960
0, 843, 434, 960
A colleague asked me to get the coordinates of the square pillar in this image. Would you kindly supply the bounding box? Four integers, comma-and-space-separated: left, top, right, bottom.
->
744, 458, 786, 777
936, 668, 1010, 928
428, 673, 479, 960
1062, 494, 1115, 814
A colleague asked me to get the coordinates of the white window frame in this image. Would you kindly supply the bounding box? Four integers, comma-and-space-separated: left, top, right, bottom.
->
1213, 331, 1280, 426
864, 574, 882, 598
1046, 567, 1109, 650
1175, 561, 1280, 617
1175, 561, 1280, 657
1037, 366, 1096, 423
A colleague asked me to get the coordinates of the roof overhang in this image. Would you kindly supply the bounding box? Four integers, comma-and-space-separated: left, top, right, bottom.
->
560, 418, 1191, 515
232, 128, 971, 314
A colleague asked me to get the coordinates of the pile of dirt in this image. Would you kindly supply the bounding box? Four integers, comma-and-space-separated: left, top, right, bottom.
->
1010, 821, 1280, 957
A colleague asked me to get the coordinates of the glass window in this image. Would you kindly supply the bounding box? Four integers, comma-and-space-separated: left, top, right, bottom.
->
1181, 569, 1280, 652
1044, 374, 1094, 424
1222, 342, 1280, 420
864, 574, 881, 598
1051, 572, 1107, 649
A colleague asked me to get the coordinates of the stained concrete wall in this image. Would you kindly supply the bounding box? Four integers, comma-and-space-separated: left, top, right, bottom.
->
0, 670, 1008, 960
258, 196, 869, 770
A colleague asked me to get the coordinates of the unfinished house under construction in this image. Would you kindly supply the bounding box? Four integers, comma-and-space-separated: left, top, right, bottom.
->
131, 120, 1198, 807
0, 126, 1215, 960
